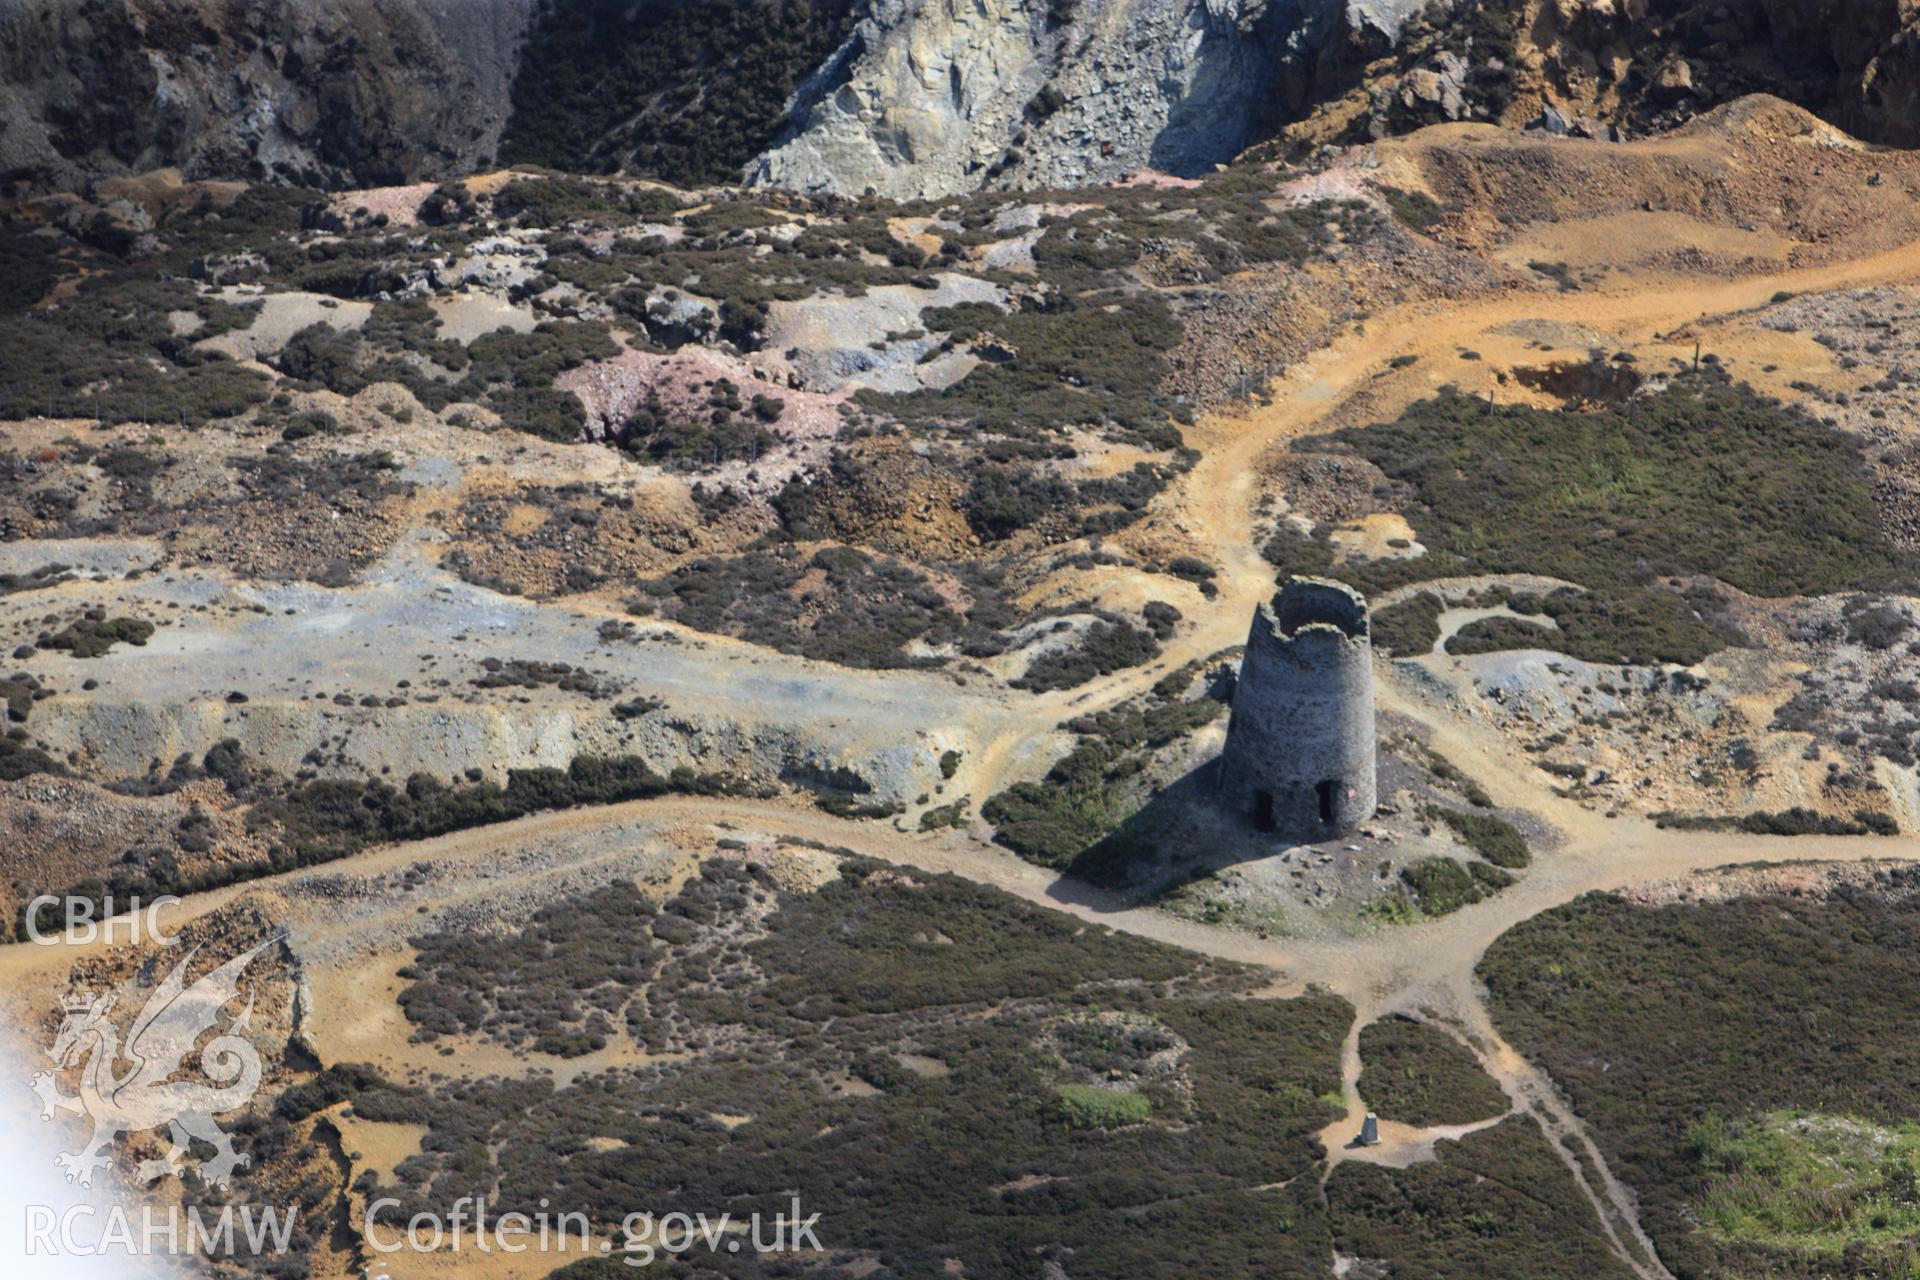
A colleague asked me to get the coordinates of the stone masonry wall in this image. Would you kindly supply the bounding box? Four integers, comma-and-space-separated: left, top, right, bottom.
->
1218, 576, 1377, 841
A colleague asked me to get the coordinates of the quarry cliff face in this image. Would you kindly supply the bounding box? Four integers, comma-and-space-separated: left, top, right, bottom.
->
0, 0, 533, 191
0, 0, 1424, 198
1319, 0, 1920, 154
12, 0, 1920, 199
743, 0, 1920, 197
746, 0, 1413, 199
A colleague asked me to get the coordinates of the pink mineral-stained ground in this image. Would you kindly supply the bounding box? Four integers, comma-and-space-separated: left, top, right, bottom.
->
556, 347, 853, 495
1276, 154, 1382, 206
327, 182, 439, 227
1111, 169, 1204, 190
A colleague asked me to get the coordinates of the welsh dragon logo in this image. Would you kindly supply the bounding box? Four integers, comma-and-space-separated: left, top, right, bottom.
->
29, 935, 286, 1190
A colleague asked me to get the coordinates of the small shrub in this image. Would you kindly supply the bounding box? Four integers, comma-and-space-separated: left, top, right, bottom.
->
1433, 808, 1531, 868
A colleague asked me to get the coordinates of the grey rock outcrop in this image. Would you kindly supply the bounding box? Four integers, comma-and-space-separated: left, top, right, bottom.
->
746, 0, 1427, 200
0, 0, 534, 192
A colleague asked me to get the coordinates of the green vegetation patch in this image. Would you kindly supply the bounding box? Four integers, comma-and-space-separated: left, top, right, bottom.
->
1689, 1110, 1920, 1255
1481, 878, 1920, 1277
1054, 1082, 1152, 1129
1357, 1015, 1508, 1126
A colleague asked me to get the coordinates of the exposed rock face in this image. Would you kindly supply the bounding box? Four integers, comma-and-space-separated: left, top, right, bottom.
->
11, 0, 1920, 200
0, 0, 534, 192
747, 0, 1427, 199
28, 694, 950, 811
1301, 0, 1920, 154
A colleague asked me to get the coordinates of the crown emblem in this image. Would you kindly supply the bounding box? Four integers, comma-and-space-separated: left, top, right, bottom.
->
61, 992, 96, 1013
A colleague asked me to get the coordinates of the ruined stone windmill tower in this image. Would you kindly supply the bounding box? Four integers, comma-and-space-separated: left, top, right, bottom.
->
1219, 576, 1377, 839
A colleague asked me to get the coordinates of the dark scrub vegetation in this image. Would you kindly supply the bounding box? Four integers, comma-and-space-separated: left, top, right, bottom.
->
612, 381, 778, 468
271, 857, 1633, 1278
15, 743, 750, 941
851, 189, 1375, 451
1379, 185, 1452, 231
0, 564, 74, 595
1481, 876, 1920, 1277
252, 754, 752, 866
1432, 806, 1530, 868
400, 881, 659, 1056
1371, 590, 1445, 656
778, 448, 1180, 549
1286, 374, 1916, 665
1011, 616, 1164, 692
0, 268, 270, 426
0, 227, 67, 311
1326, 1118, 1636, 1280
632, 544, 1008, 669
1398, 855, 1512, 916
490, 176, 686, 225
1018, 178, 1362, 287
0, 188, 316, 423
37, 613, 155, 658
271, 314, 616, 439
0, 150, 1389, 691
868, 294, 1190, 448
0, 670, 61, 781
1654, 807, 1898, 836
502, 0, 865, 185
1356, 1014, 1508, 1126
984, 684, 1226, 874
295, 859, 1350, 1276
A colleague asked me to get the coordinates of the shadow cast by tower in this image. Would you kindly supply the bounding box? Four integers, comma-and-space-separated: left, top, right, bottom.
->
1044, 577, 1382, 911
